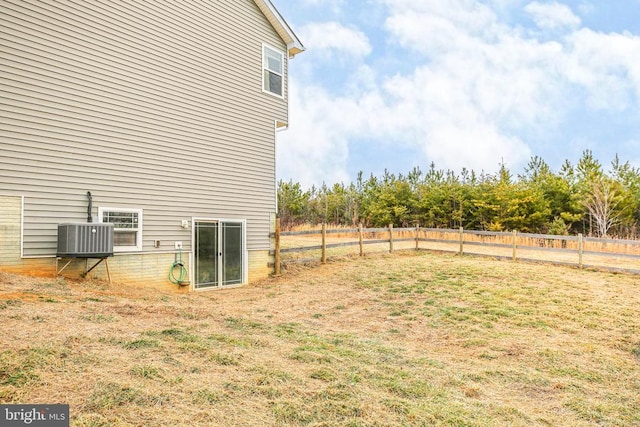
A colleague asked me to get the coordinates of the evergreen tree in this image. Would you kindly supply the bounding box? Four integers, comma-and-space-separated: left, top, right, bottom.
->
276, 153, 640, 238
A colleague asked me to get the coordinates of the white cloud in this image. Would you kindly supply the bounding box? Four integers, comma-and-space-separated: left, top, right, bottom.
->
559, 28, 640, 110
299, 22, 372, 59
374, 0, 561, 170
277, 74, 397, 186
382, 0, 502, 56
378, 0, 638, 170
278, 0, 640, 185
277, 82, 355, 187
525, 1, 581, 30
379, 62, 535, 172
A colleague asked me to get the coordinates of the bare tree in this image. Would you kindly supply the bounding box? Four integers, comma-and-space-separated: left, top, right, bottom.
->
583, 178, 622, 237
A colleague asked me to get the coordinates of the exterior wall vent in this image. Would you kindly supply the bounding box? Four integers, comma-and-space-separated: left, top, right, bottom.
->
57, 223, 114, 258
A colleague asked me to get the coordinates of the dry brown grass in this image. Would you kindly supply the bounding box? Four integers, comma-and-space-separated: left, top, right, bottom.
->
281, 227, 640, 273
1, 253, 639, 426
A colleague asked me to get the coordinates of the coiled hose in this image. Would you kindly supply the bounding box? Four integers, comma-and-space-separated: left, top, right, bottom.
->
169, 248, 189, 286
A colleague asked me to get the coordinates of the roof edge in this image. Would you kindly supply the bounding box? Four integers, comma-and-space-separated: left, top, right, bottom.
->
254, 0, 305, 57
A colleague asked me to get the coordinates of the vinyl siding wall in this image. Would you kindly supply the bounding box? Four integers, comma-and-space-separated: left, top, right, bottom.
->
0, 196, 22, 265
0, 0, 288, 261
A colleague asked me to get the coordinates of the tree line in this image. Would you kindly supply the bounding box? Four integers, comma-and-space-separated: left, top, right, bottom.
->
277, 151, 640, 238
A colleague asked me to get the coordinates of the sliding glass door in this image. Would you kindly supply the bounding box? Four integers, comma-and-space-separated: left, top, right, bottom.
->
194, 220, 244, 290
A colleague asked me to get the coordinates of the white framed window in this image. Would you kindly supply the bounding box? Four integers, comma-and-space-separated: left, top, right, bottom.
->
263, 44, 284, 97
98, 207, 143, 252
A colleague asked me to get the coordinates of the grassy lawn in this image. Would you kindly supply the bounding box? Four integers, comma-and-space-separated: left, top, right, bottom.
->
1, 252, 639, 426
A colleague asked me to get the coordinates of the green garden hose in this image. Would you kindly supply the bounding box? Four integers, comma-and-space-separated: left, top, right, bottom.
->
169, 248, 189, 286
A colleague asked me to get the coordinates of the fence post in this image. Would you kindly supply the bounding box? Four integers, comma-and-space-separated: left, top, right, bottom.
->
359, 223, 364, 257
321, 223, 327, 264
512, 230, 517, 261
389, 223, 394, 253
578, 233, 583, 268
274, 217, 281, 275
415, 223, 420, 251
459, 226, 464, 256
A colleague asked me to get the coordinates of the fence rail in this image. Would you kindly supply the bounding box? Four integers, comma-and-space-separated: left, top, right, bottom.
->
274, 221, 640, 275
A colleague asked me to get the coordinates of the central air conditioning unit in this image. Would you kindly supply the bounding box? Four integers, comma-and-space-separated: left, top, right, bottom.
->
57, 223, 114, 258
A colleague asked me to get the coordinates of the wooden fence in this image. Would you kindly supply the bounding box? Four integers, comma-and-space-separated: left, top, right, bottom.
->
274, 220, 640, 275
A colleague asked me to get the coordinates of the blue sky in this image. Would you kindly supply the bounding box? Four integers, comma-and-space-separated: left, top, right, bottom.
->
274, 0, 640, 187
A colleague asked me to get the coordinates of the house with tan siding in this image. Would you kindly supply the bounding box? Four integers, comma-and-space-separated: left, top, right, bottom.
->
0, 0, 303, 290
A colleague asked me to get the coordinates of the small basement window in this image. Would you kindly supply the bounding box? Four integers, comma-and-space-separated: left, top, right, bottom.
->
98, 207, 143, 252
263, 44, 284, 97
